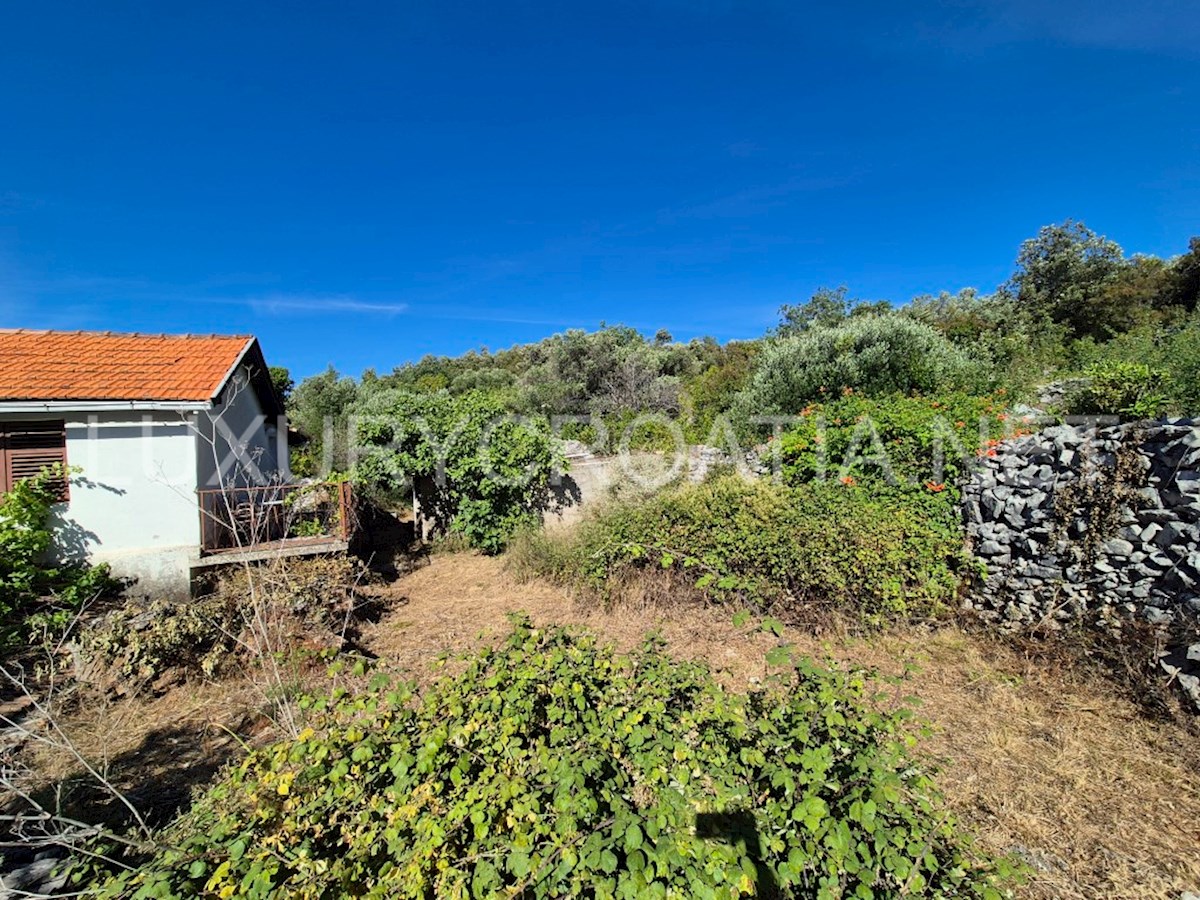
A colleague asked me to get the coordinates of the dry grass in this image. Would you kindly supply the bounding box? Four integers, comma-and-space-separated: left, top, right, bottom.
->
10, 679, 259, 833
16, 550, 1199, 898
360, 552, 1200, 900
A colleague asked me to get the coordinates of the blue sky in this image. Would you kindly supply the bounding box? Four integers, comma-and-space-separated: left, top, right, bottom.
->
2, 1, 1197, 379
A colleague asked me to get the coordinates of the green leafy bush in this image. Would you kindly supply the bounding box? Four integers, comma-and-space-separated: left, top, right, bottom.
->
778, 392, 1017, 497
735, 316, 985, 417
519, 476, 969, 624
98, 620, 1012, 898
0, 468, 120, 649
1067, 311, 1200, 415
354, 389, 563, 553
1064, 361, 1169, 419
286, 366, 361, 473
1165, 316, 1200, 414
902, 289, 1069, 395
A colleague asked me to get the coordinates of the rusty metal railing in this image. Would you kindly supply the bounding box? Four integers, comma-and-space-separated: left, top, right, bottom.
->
196, 480, 354, 555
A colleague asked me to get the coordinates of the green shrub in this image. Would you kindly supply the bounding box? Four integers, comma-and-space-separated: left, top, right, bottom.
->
98, 619, 1012, 898
778, 392, 1017, 496
1067, 311, 1200, 415
680, 343, 760, 437
1165, 316, 1200, 414
901, 289, 1068, 396
1064, 361, 1169, 419
354, 389, 563, 553
525, 476, 969, 624
0, 467, 120, 649
734, 317, 984, 417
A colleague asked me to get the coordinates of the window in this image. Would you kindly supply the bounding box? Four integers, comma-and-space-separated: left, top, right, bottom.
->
0, 420, 69, 500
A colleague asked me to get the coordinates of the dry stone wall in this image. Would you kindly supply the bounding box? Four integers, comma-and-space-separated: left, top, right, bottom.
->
961, 418, 1200, 707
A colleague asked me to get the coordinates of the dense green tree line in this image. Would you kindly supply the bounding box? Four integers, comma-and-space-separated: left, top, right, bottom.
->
278, 222, 1198, 550
286, 222, 1197, 453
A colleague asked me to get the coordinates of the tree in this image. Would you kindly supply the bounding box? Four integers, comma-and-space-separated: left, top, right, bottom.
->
1007, 220, 1127, 339
1168, 236, 1200, 311
287, 367, 360, 472
267, 366, 294, 405
902, 288, 1068, 389
777, 286, 851, 335
353, 389, 561, 552
1091, 254, 1176, 332
592, 349, 679, 415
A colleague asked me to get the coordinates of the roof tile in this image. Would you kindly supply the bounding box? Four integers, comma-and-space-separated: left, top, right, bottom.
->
0, 330, 255, 402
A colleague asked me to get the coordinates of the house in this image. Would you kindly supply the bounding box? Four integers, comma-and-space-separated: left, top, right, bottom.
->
0, 330, 304, 597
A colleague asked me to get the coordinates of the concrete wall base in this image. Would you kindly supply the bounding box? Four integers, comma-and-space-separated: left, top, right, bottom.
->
90, 545, 196, 601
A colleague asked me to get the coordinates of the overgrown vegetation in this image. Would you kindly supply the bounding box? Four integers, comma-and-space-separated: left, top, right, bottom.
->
734, 317, 984, 418
0, 467, 119, 650
778, 392, 1017, 497
95, 619, 1014, 898
514, 475, 970, 625
12, 219, 1198, 896
76, 556, 363, 693
1062, 361, 1169, 420
354, 389, 562, 552
286, 221, 1199, 477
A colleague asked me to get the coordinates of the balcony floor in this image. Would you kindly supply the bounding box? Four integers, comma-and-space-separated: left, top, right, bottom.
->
191, 535, 349, 568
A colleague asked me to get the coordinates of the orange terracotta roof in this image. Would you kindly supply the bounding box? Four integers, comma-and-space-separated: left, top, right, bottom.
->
0, 330, 257, 403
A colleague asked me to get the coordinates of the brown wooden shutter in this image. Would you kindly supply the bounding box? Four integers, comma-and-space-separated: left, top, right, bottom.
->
2, 421, 68, 501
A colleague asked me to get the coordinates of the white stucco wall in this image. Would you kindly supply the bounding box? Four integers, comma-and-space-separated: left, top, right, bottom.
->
33, 411, 202, 597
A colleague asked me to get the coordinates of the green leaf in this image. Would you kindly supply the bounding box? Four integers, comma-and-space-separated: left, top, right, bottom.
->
761, 616, 785, 637
765, 644, 793, 667
509, 851, 531, 878
625, 823, 644, 852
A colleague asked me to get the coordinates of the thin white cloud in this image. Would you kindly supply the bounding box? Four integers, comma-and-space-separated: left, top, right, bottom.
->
245, 295, 409, 316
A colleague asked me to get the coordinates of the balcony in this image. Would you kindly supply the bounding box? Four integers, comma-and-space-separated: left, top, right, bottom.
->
194, 480, 355, 564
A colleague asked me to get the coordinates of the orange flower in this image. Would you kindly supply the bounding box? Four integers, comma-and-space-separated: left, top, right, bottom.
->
954, 420, 966, 428
925, 481, 945, 492
839, 475, 857, 486
996, 413, 1008, 422
986, 448, 997, 457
